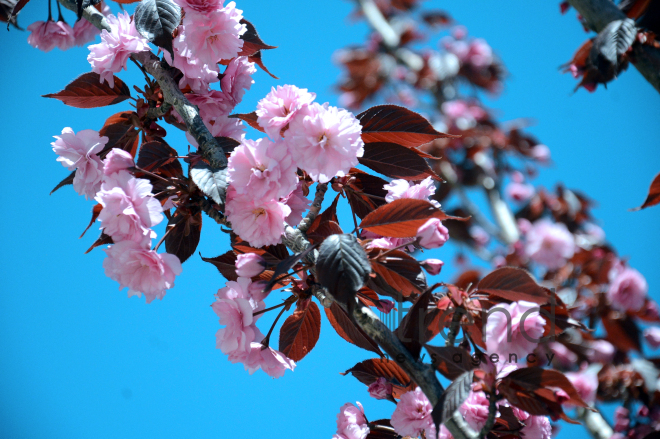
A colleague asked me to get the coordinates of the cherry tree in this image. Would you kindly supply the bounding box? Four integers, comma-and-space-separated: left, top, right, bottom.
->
4, 0, 660, 438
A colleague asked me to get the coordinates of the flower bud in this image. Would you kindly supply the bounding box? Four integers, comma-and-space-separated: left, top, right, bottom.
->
235, 253, 266, 278
416, 218, 449, 249
421, 259, 444, 275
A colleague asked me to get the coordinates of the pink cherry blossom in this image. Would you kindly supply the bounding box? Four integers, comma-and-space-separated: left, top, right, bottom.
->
566, 370, 598, 406
470, 225, 490, 247
227, 138, 298, 202
225, 189, 291, 248
391, 387, 436, 439
614, 407, 630, 432
103, 240, 182, 303
368, 377, 393, 400
510, 408, 552, 439
167, 27, 220, 91
173, 0, 224, 14
384, 177, 440, 207
242, 342, 296, 378
644, 327, 660, 349
524, 219, 576, 270
180, 4, 246, 66
332, 402, 370, 439
285, 102, 364, 183
27, 20, 75, 52
87, 11, 150, 88
441, 99, 487, 129
281, 183, 311, 227
607, 267, 648, 312
548, 342, 578, 368
459, 390, 490, 431
102, 148, 134, 176
96, 171, 164, 244
586, 340, 615, 363
52, 127, 108, 200
417, 218, 450, 249
485, 300, 546, 360
185, 89, 234, 123
235, 253, 266, 278
531, 144, 551, 163
73, 2, 111, 47
256, 84, 317, 139
506, 181, 535, 203
421, 259, 444, 275
221, 57, 256, 106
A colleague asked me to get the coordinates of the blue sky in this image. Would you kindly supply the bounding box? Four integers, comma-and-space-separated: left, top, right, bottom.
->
1, 1, 659, 438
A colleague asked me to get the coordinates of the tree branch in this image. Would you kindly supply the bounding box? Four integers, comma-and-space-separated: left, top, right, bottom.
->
577, 407, 614, 439
199, 197, 228, 226
57, 0, 228, 169
566, 0, 660, 93
297, 183, 328, 233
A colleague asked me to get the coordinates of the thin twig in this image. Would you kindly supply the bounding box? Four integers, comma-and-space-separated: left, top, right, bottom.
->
479, 393, 498, 439
297, 183, 328, 233
199, 197, 228, 226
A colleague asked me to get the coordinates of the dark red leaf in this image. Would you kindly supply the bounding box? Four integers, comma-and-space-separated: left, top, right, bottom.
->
200, 251, 238, 281
395, 289, 432, 359
369, 249, 426, 298
357, 105, 457, 147
633, 172, 660, 210
8, 0, 29, 21
43, 72, 131, 108
50, 170, 76, 195
80, 203, 103, 238
342, 358, 415, 399
228, 111, 264, 132
248, 50, 278, 79
602, 311, 641, 352
345, 168, 389, 219
325, 302, 384, 357
137, 140, 183, 177
85, 233, 113, 254
358, 142, 441, 181
476, 267, 551, 305
238, 18, 276, 57
279, 298, 321, 362
165, 208, 202, 263
425, 345, 475, 380
99, 111, 140, 157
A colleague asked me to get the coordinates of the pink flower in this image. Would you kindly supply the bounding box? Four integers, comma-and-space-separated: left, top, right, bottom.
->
256, 84, 317, 140
74, 6, 109, 47
441, 100, 486, 129
173, 0, 224, 14
227, 138, 298, 202
644, 327, 660, 349
531, 144, 551, 163
212, 277, 264, 356
167, 26, 220, 91
467, 39, 493, 68
281, 183, 311, 227
485, 300, 546, 360
180, 4, 245, 65
586, 340, 615, 363
421, 259, 444, 275
52, 127, 108, 200
103, 240, 182, 303
368, 377, 393, 400
27, 20, 75, 52
87, 11, 150, 88
511, 408, 551, 439
548, 342, 577, 368
459, 391, 490, 431
225, 189, 291, 248
417, 218, 450, 249
391, 387, 436, 439
470, 225, 490, 247
506, 182, 535, 203
285, 102, 364, 183
242, 343, 296, 378
566, 371, 598, 406
235, 253, 266, 277
185, 89, 234, 123
96, 171, 164, 244
524, 219, 575, 270
332, 402, 370, 439
384, 177, 440, 207
614, 407, 630, 432
221, 57, 256, 107
608, 267, 647, 312
103, 148, 134, 176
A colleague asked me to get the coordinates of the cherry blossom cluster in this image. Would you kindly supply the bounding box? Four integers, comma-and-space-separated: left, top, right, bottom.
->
52, 128, 181, 302
211, 255, 295, 378
225, 84, 364, 247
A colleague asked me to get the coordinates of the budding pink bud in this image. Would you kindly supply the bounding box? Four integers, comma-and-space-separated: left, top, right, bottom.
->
416, 218, 449, 249
376, 299, 395, 314
644, 327, 660, 349
235, 253, 266, 278
368, 377, 393, 400
421, 259, 444, 275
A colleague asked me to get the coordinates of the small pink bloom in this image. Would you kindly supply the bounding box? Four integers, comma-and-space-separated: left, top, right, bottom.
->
566, 370, 598, 406
285, 102, 364, 183
391, 387, 436, 439
587, 340, 615, 363
524, 219, 575, 270
52, 127, 108, 200
470, 225, 490, 246
96, 171, 164, 244
417, 218, 450, 249
421, 259, 444, 275
103, 240, 182, 303
281, 183, 311, 227
548, 342, 578, 368
531, 144, 551, 163
73, 17, 101, 46
173, 0, 223, 14
467, 38, 493, 68
368, 377, 393, 400
225, 189, 291, 248
256, 84, 317, 139
332, 402, 369, 439
608, 267, 647, 312
221, 56, 256, 107
27, 20, 74, 52
376, 300, 395, 314
243, 343, 296, 378
87, 11, 150, 88
485, 300, 546, 359
384, 177, 440, 207
614, 407, 630, 432
103, 148, 134, 176
167, 26, 220, 91
506, 181, 535, 203
180, 4, 245, 65
511, 408, 552, 439
459, 390, 490, 431
644, 327, 660, 349
235, 253, 265, 277
227, 137, 298, 202
185, 89, 234, 123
